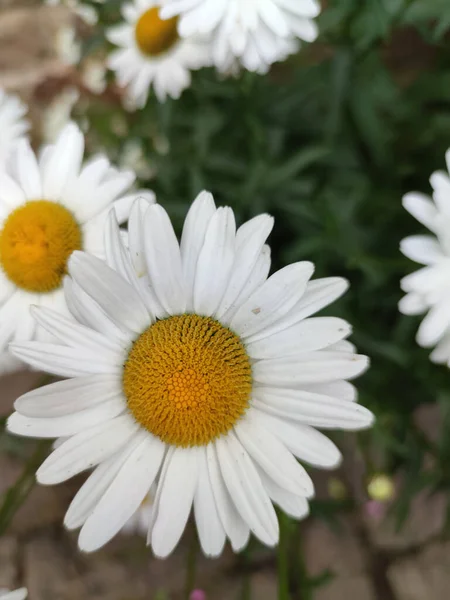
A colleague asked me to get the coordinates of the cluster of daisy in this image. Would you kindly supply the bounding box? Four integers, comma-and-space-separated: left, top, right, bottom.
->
105, 0, 322, 107
0, 87, 374, 559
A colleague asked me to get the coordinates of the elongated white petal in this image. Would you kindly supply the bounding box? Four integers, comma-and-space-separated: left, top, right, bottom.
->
10, 341, 120, 378
14, 374, 123, 417
257, 468, 310, 519
230, 262, 314, 339
235, 415, 314, 497
180, 191, 216, 311
216, 214, 273, 318
79, 431, 165, 552
206, 443, 250, 552
36, 415, 139, 484
215, 434, 279, 547
193, 207, 236, 316
253, 387, 374, 430
144, 205, 186, 315
69, 251, 150, 335
400, 235, 444, 265
194, 448, 226, 557
151, 447, 199, 558
247, 317, 351, 359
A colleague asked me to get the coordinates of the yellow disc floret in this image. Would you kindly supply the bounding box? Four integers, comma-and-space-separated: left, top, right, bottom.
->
135, 7, 179, 57
0, 200, 82, 293
123, 314, 252, 447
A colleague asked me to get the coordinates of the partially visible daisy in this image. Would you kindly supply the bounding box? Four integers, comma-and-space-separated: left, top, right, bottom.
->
0, 590, 27, 600
160, 0, 321, 73
122, 492, 154, 536
0, 90, 29, 164
0, 121, 155, 375
8, 192, 373, 558
400, 149, 450, 365
41, 87, 79, 143
106, 0, 211, 107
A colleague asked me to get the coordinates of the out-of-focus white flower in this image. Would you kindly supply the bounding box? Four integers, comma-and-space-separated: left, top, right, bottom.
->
0, 89, 29, 164
45, 0, 98, 25
0, 588, 27, 600
81, 58, 107, 95
160, 0, 321, 73
55, 25, 81, 66
400, 149, 450, 365
41, 87, 79, 143
107, 0, 211, 107
120, 139, 156, 180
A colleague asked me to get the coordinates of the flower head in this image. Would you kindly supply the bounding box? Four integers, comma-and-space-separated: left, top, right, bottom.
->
107, 0, 211, 107
8, 192, 373, 557
0, 122, 154, 374
160, 0, 321, 73
400, 149, 450, 364
0, 89, 29, 164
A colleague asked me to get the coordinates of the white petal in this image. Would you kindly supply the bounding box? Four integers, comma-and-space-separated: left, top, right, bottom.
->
235, 415, 314, 497
245, 277, 348, 343
247, 317, 351, 359
416, 301, 450, 347
253, 387, 374, 430
151, 447, 199, 558
257, 468, 310, 520
79, 431, 165, 552
215, 434, 279, 547
253, 351, 369, 385
400, 235, 443, 264
302, 380, 357, 402
216, 214, 274, 318
14, 374, 122, 417
194, 448, 226, 557
402, 192, 437, 232
144, 204, 186, 315
69, 251, 150, 335
41, 122, 84, 199
180, 191, 216, 311
193, 207, 236, 316
206, 443, 250, 552
398, 293, 427, 316
35, 414, 139, 484
14, 139, 42, 197
230, 262, 314, 339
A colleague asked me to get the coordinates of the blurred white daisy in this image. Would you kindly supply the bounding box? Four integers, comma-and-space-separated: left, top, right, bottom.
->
122, 492, 154, 536
8, 192, 372, 557
0, 590, 27, 600
0, 121, 155, 375
0, 90, 29, 164
41, 87, 80, 143
45, 0, 99, 25
400, 149, 450, 365
160, 0, 320, 73
106, 0, 211, 107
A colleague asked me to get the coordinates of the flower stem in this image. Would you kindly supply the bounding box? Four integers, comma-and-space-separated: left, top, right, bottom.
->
0, 440, 50, 535
278, 513, 291, 600
185, 530, 198, 599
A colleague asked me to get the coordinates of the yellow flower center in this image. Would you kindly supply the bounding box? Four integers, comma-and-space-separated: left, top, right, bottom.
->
123, 314, 252, 447
135, 7, 179, 56
0, 200, 82, 293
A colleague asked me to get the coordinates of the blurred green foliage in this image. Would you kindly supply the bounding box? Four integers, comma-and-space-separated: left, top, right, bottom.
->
84, 0, 450, 549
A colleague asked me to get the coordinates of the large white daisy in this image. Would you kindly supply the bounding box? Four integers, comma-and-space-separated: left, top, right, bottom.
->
160, 0, 320, 73
0, 590, 27, 600
8, 192, 373, 557
0, 121, 154, 374
106, 0, 211, 107
400, 149, 450, 365
0, 90, 29, 164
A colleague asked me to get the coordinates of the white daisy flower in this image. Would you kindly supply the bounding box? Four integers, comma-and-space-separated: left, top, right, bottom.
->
0, 121, 155, 375
160, 0, 320, 73
0, 589, 27, 600
122, 491, 155, 536
8, 192, 373, 557
400, 149, 450, 365
0, 90, 29, 164
106, 0, 212, 107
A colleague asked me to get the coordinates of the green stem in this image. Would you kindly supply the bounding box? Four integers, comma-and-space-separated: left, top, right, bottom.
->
184, 531, 198, 600
278, 513, 291, 600
0, 440, 50, 534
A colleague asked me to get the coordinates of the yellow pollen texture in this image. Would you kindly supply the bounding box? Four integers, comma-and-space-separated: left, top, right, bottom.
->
123, 314, 252, 447
135, 7, 179, 57
0, 200, 82, 293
